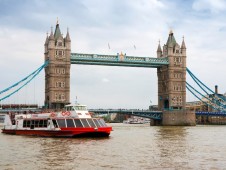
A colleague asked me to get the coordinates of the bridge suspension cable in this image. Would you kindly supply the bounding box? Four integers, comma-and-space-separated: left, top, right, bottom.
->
186, 82, 221, 111
0, 60, 49, 102
186, 68, 226, 112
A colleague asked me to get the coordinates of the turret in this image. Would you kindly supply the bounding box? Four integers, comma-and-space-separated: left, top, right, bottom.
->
54, 22, 63, 41
181, 36, 186, 55
48, 27, 55, 49
157, 40, 162, 58
65, 28, 71, 49
166, 30, 177, 56
44, 33, 49, 53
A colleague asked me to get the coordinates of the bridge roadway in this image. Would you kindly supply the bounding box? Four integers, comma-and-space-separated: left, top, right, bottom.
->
90, 109, 226, 120
89, 109, 163, 120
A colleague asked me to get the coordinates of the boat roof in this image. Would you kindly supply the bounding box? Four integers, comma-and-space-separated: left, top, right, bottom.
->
65, 104, 87, 107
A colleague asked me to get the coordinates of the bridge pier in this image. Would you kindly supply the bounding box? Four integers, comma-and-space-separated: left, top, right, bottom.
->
150, 119, 161, 126
162, 110, 196, 126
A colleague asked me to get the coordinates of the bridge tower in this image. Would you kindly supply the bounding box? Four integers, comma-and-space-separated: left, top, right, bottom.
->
157, 31, 195, 125
44, 21, 71, 109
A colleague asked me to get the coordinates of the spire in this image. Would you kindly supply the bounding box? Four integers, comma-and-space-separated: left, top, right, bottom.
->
157, 40, 162, 58
45, 32, 49, 45
49, 26, 54, 40
157, 40, 162, 52
65, 27, 71, 41
166, 29, 177, 47
54, 20, 62, 40
181, 36, 186, 49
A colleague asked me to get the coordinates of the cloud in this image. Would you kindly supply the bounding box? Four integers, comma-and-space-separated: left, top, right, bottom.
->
0, 0, 226, 108
192, 0, 226, 13
102, 78, 110, 83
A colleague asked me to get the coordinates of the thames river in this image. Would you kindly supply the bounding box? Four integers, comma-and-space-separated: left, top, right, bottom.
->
0, 124, 226, 170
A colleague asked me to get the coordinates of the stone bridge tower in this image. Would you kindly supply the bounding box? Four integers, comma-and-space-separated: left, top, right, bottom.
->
44, 22, 71, 109
157, 31, 195, 125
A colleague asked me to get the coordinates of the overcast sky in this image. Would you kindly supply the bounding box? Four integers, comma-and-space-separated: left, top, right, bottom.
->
0, 0, 226, 109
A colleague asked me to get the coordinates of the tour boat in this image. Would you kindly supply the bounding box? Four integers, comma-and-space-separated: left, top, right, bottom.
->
1, 104, 112, 137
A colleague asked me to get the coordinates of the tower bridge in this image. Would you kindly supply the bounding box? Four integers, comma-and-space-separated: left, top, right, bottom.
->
1, 22, 225, 125
44, 22, 196, 126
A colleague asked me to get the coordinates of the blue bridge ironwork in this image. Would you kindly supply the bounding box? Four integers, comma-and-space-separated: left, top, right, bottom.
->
90, 109, 226, 120
71, 53, 169, 68
89, 109, 162, 120
196, 111, 226, 117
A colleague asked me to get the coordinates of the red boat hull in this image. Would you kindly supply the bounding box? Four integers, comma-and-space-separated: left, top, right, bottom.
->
1, 127, 112, 137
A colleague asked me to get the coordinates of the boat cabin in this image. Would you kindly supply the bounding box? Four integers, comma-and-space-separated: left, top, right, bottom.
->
2, 104, 108, 130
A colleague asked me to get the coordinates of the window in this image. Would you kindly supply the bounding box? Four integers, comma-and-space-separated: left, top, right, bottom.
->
87, 119, 96, 128
55, 82, 65, 88
58, 51, 63, 56
81, 119, 90, 127
74, 119, 83, 127
93, 119, 101, 127
99, 119, 107, 127
0, 115, 5, 123
62, 94, 65, 100
66, 106, 74, 111
75, 106, 87, 111
27, 120, 31, 127
66, 119, 75, 127
57, 119, 66, 127
62, 69, 65, 74
35, 120, 39, 127
58, 42, 62, 46
97, 119, 104, 127
43, 120, 48, 127
23, 120, 27, 127
52, 119, 58, 128
39, 120, 44, 127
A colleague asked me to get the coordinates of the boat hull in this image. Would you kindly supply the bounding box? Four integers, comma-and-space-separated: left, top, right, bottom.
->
1, 127, 112, 137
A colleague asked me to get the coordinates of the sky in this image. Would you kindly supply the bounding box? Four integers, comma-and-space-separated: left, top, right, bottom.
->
0, 0, 226, 109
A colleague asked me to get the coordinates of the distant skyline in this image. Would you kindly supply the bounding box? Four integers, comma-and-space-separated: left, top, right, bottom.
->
0, 0, 226, 109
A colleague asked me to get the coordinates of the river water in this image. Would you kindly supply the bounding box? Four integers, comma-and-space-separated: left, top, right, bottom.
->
0, 124, 226, 170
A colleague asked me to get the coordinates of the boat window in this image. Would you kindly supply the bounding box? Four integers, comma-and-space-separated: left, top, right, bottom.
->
97, 119, 104, 127
35, 120, 39, 127
99, 119, 107, 127
43, 120, 48, 127
52, 119, 58, 128
39, 120, 44, 127
87, 119, 96, 128
93, 119, 101, 127
57, 119, 66, 128
66, 106, 74, 111
23, 120, 27, 127
75, 106, 87, 111
81, 119, 90, 127
66, 119, 75, 127
74, 119, 83, 127
31, 120, 35, 125
0, 115, 5, 123
27, 120, 31, 127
